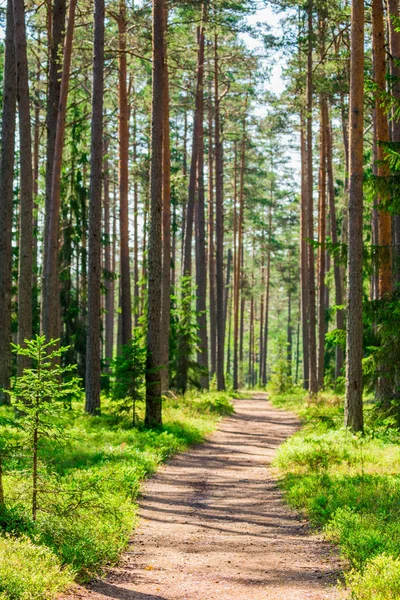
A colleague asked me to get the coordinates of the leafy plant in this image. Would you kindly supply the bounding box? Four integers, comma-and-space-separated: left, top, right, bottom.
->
8, 336, 81, 519
111, 334, 146, 425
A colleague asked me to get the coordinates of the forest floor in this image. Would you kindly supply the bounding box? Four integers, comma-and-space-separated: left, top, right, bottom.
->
62, 392, 343, 600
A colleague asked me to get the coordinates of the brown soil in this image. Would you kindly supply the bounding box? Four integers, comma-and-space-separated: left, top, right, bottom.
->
63, 393, 343, 600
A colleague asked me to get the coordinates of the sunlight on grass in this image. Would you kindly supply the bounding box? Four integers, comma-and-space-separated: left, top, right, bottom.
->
0, 390, 234, 598
270, 387, 400, 600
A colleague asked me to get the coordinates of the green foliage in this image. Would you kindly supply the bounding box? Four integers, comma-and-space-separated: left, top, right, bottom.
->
346, 554, 400, 600
271, 389, 400, 599
110, 334, 146, 424
8, 337, 81, 518
0, 535, 72, 599
269, 359, 294, 394
0, 389, 234, 596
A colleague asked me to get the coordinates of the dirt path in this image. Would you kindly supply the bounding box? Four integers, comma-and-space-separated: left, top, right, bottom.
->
64, 394, 343, 600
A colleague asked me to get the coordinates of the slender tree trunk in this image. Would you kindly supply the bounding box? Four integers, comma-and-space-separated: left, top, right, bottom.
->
214, 33, 225, 391
177, 17, 204, 393
133, 109, 140, 326
0, 0, 16, 402
259, 251, 265, 383
118, 0, 132, 348
195, 14, 209, 390
326, 107, 344, 379
104, 140, 114, 366
233, 135, 245, 390
372, 0, 392, 296
317, 95, 327, 389
145, 0, 165, 426
387, 0, 400, 287
85, 0, 104, 414
287, 286, 292, 378
345, 0, 364, 432
300, 122, 310, 390
208, 75, 217, 378
160, 3, 171, 393
43, 0, 66, 331
262, 197, 273, 385
306, 0, 317, 394
223, 248, 232, 347
14, 0, 34, 375
43, 0, 76, 343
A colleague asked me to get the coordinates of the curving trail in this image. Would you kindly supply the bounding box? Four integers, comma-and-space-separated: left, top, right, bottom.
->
63, 393, 343, 600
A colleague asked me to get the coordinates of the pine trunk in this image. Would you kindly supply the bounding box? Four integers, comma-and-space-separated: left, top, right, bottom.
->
0, 0, 16, 402
85, 0, 104, 414
345, 0, 364, 432
118, 0, 132, 349
145, 0, 165, 426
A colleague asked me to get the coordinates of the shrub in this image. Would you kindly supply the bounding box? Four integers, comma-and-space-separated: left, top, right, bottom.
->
346, 554, 400, 600
0, 535, 72, 599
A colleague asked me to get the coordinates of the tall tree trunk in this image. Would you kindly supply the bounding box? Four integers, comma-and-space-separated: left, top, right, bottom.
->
262, 192, 273, 385
177, 17, 204, 393
317, 95, 327, 389
85, 0, 104, 415
42, 0, 66, 335
14, 0, 34, 375
306, 0, 318, 394
160, 2, 171, 393
208, 75, 217, 378
195, 19, 209, 390
118, 0, 132, 349
223, 248, 232, 348
345, 0, 364, 432
326, 107, 344, 379
214, 33, 225, 391
373, 0, 392, 296
233, 135, 244, 390
387, 0, 400, 287
300, 122, 310, 390
133, 109, 140, 326
0, 0, 16, 402
145, 0, 165, 426
104, 140, 114, 366
43, 0, 76, 343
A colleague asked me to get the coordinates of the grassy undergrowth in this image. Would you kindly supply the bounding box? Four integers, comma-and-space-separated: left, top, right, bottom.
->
0, 390, 234, 599
271, 387, 400, 599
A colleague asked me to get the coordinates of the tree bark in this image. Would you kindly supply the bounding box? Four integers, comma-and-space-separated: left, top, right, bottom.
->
118, 0, 132, 349
0, 0, 16, 402
43, 0, 76, 343
160, 2, 171, 393
195, 18, 209, 390
326, 107, 344, 379
306, 0, 317, 394
208, 74, 217, 378
42, 0, 66, 337
345, 0, 364, 432
317, 95, 327, 389
14, 0, 34, 375
387, 0, 400, 287
233, 134, 245, 390
85, 0, 104, 415
300, 121, 310, 390
373, 0, 392, 296
145, 0, 165, 426
104, 139, 114, 366
214, 33, 225, 391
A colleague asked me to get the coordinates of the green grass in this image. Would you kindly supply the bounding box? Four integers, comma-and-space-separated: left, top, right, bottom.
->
0, 390, 235, 599
270, 387, 400, 599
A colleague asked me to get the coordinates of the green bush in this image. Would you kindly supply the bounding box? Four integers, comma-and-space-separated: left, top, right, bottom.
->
0, 536, 72, 599
0, 389, 234, 596
346, 554, 400, 600
271, 389, 400, 598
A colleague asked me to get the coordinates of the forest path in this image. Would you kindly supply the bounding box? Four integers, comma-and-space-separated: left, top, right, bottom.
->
64, 393, 343, 600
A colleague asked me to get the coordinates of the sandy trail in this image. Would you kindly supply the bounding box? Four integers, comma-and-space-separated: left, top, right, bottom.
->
64, 394, 342, 600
